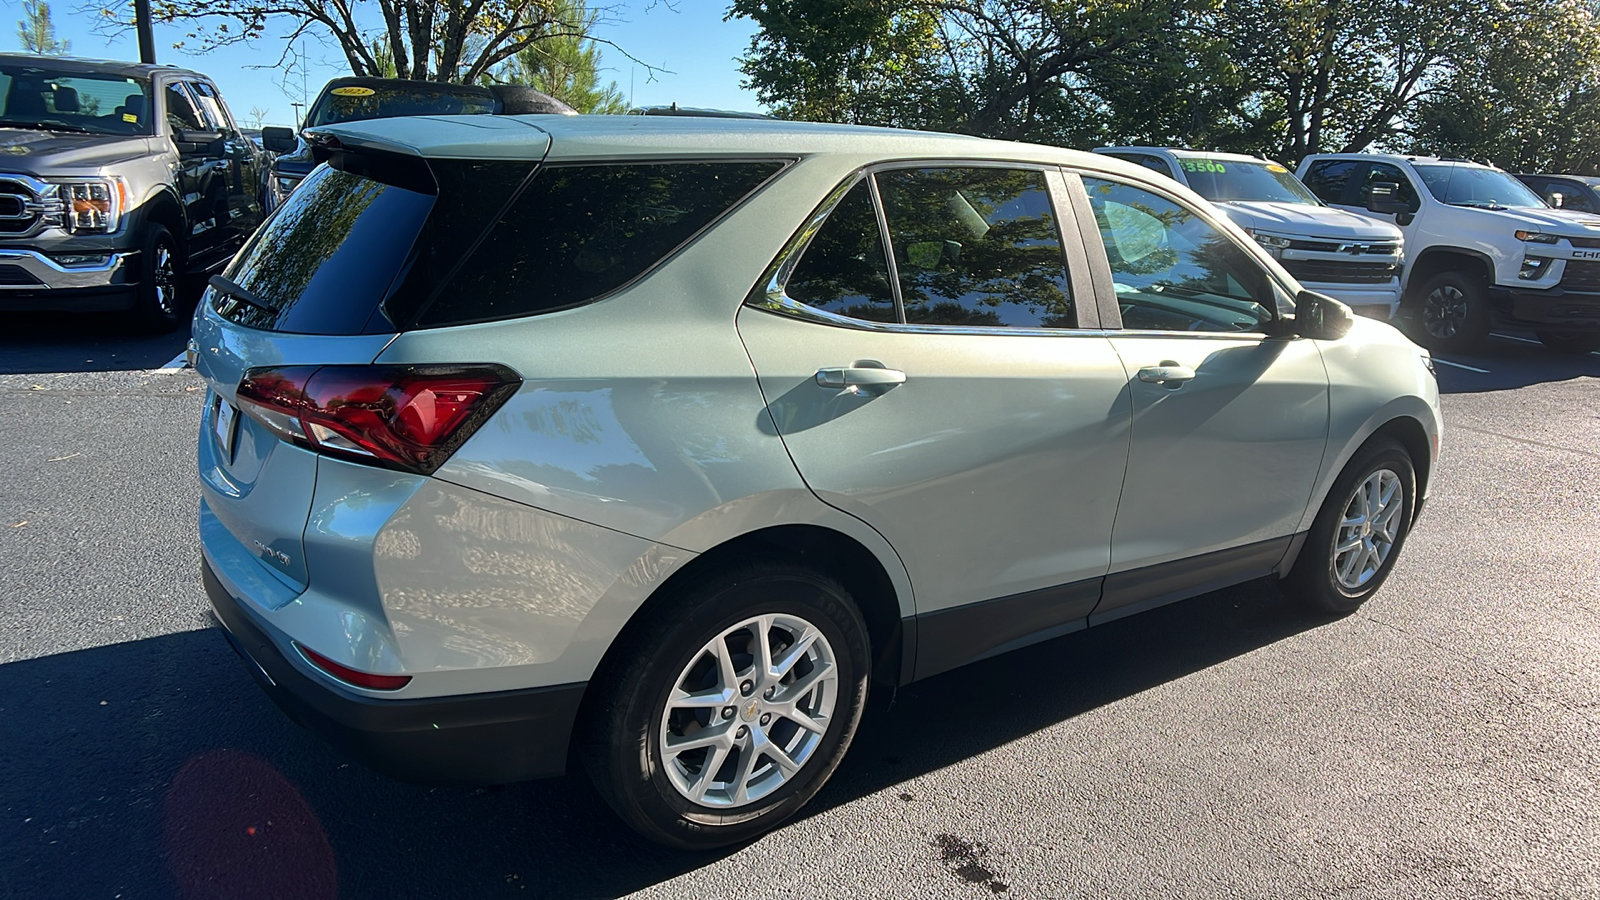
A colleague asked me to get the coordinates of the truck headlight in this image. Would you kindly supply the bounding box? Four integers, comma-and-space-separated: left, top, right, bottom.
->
1249, 230, 1293, 252
53, 178, 127, 234
1514, 230, 1559, 244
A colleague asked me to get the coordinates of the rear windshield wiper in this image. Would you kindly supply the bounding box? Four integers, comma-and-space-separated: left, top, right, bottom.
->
208, 274, 278, 316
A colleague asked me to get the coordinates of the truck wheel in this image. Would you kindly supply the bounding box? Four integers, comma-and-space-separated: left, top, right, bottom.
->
1414, 271, 1491, 353
1534, 330, 1600, 354
133, 225, 184, 333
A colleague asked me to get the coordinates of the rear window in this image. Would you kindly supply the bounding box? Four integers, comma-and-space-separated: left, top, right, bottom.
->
214, 153, 787, 334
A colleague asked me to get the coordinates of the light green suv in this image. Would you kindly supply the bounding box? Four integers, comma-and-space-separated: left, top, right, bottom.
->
195, 114, 1442, 849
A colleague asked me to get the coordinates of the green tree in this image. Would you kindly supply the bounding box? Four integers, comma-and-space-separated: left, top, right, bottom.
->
17, 0, 68, 55
1406, 1, 1600, 173
103, 0, 637, 85
497, 0, 627, 112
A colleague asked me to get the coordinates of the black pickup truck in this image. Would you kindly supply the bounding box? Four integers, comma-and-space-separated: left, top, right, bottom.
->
0, 53, 268, 331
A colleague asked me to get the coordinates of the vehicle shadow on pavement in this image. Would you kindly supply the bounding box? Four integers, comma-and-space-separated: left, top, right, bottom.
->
0, 312, 189, 375
812, 578, 1327, 821
0, 578, 1325, 899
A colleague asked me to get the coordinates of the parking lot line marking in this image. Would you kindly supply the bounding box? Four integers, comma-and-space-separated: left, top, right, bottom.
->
1433, 358, 1490, 373
1491, 333, 1541, 345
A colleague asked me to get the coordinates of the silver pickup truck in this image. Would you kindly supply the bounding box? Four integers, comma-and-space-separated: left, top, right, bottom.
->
0, 53, 268, 331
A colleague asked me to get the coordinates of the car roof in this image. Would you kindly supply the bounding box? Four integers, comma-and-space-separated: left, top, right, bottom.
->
0, 52, 207, 81
311, 113, 1121, 169
1307, 152, 1501, 169
1515, 172, 1600, 185
1097, 146, 1278, 164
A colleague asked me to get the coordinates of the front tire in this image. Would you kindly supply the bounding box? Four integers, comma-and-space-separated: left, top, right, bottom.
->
132, 225, 183, 332
1414, 270, 1492, 353
1534, 330, 1600, 354
581, 561, 871, 850
1284, 437, 1416, 614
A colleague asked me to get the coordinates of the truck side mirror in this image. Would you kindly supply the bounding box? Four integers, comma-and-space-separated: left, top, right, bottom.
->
1366, 182, 1413, 216
173, 129, 226, 157
260, 125, 298, 154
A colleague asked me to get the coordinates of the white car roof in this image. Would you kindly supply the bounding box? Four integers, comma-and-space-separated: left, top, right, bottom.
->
311, 113, 1118, 170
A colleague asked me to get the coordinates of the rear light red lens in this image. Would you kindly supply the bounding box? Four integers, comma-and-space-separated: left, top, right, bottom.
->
235, 364, 520, 474
294, 642, 412, 691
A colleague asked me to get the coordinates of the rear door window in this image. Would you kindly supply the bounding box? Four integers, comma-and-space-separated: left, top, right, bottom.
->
876, 167, 1076, 328
783, 180, 898, 323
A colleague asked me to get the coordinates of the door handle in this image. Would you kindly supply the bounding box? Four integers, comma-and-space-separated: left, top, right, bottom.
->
1136, 360, 1196, 386
815, 366, 907, 391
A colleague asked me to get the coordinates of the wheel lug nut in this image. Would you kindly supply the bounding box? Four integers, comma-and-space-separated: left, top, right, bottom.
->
740, 680, 754, 695
722, 706, 735, 719
736, 725, 748, 739
763, 686, 776, 700
760, 713, 772, 726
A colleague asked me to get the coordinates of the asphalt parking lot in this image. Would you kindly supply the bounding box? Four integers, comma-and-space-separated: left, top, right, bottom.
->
1, 314, 1596, 899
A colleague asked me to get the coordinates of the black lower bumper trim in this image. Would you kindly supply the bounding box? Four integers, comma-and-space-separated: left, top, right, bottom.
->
1486, 285, 1600, 332
203, 558, 586, 784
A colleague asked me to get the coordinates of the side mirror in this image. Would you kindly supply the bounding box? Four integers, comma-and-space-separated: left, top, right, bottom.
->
1546, 191, 1565, 209
1365, 182, 1413, 216
260, 125, 297, 154
1294, 290, 1355, 340
173, 129, 225, 157
260, 124, 299, 152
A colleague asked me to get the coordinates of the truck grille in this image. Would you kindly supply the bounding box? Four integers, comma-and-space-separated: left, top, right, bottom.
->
1561, 259, 1600, 290
0, 179, 40, 234
1281, 260, 1398, 284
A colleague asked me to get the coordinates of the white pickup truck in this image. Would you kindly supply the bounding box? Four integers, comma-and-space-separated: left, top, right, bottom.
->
1095, 147, 1406, 319
1298, 153, 1600, 354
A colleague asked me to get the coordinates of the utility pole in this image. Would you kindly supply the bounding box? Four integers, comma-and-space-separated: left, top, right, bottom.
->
134, 0, 156, 64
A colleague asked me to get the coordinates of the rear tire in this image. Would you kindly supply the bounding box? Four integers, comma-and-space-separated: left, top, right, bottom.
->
1414, 270, 1492, 353
580, 560, 870, 850
132, 225, 184, 333
1534, 330, 1600, 354
1284, 437, 1416, 615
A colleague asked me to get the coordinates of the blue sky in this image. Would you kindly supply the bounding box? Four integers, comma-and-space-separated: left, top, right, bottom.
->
14, 0, 763, 126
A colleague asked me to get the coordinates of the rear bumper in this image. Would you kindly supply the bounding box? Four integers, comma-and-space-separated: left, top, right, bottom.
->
1486, 284, 1600, 332
203, 557, 586, 784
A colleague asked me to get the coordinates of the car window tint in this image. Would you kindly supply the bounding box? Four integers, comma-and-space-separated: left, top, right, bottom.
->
413, 161, 785, 327
1548, 180, 1594, 212
163, 82, 204, 132
1301, 159, 1361, 204
1082, 177, 1274, 333
877, 167, 1075, 328
1360, 163, 1420, 211
187, 81, 233, 133
784, 180, 897, 323
1131, 154, 1174, 179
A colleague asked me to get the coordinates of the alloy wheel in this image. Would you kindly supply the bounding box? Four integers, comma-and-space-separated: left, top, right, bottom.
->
1332, 468, 1403, 591
1422, 284, 1467, 339
658, 613, 838, 808
152, 241, 177, 315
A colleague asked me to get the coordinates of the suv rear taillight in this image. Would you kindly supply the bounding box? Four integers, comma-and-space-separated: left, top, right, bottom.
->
235, 364, 521, 475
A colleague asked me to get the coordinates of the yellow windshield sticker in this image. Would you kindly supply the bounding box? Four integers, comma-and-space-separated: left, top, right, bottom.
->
122, 113, 138, 123
330, 86, 376, 97
1267, 164, 1289, 173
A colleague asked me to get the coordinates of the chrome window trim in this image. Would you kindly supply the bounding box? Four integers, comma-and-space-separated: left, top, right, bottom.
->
747, 158, 1095, 336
